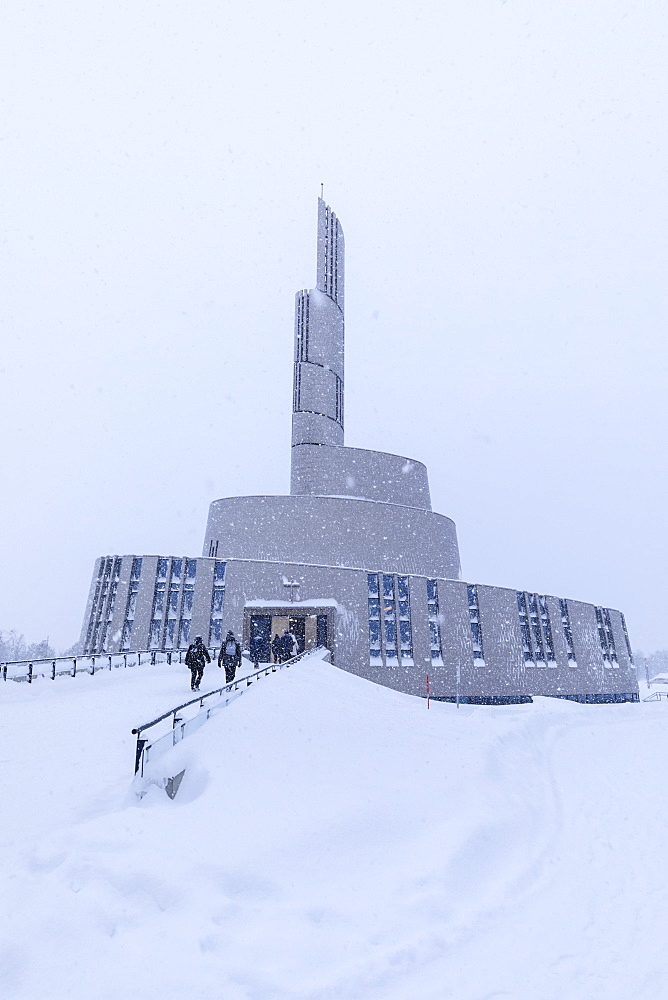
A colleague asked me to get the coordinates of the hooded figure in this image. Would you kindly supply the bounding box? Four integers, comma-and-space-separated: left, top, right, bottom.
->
185, 636, 210, 691
271, 633, 282, 664
218, 630, 241, 683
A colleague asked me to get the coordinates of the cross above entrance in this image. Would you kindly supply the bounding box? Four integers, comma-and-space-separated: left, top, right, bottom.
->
282, 578, 300, 602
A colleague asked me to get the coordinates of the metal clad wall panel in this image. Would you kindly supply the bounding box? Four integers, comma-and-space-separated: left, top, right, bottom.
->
567, 600, 605, 694
191, 558, 215, 644
107, 556, 133, 651
132, 556, 159, 652
409, 576, 432, 675
477, 586, 525, 698
540, 594, 573, 697
437, 580, 472, 698
203, 495, 460, 580
291, 445, 432, 510
608, 608, 637, 693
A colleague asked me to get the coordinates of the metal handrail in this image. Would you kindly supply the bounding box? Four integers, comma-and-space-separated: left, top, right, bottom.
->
1, 646, 221, 684
131, 646, 325, 776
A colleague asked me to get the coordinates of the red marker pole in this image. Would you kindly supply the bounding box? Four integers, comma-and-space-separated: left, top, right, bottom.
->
426, 673, 430, 709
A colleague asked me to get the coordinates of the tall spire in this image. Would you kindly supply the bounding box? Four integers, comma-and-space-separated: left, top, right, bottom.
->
316, 197, 345, 312
290, 199, 345, 464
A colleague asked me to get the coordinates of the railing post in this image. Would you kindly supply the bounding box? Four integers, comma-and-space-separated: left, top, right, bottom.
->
2, 663, 6, 682
72, 657, 77, 677
27, 662, 33, 684
134, 736, 147, 776
91, 656, 95, 676
124, 654, 127, 669
51, 660, 56, 680
138, 652, 141, 666
109, 655, 112, 671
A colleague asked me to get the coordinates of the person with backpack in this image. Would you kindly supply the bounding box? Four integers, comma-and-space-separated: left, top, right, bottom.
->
185, 635, 210, 691
218, 630, 241, 683
271, 633, 281, 664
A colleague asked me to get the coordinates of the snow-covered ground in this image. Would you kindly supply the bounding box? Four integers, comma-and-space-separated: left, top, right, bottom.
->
1, 653, 667, 1000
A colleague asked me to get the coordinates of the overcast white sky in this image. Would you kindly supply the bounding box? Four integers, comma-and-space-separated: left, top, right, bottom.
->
1, 0, 666, 654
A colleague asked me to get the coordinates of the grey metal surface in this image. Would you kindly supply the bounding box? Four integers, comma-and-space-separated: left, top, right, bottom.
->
290, 444, 432, 509
203, 494, 460, 579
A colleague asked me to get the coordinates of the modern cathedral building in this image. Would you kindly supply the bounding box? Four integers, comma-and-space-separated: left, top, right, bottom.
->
80, 199, 638, 704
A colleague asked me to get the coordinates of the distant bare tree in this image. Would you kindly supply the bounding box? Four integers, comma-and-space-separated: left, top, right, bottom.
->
0, 630, 56, 661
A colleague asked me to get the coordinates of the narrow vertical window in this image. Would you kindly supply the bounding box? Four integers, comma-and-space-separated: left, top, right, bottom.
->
467, 585, 485, 666
559, 598, 577, 666
92, 558, 113, 652
518, 592, 555, 666
620, 613, 633, 663
178, 560, 197, 647
517, 592, 533, 663
149, 562, 167, 649
383, 575, 398, 662
368, 573, 382, 664
538, 596, 555, 664
335, 375, 344, 427
101, 557, 122, 652
209, 561, 226, 647
427, 580, 443, 665
603, 609, 618, 666
164, 559, 182, 650
397, 576, 413, 665
595, 607, 613, 665
527, 594, 546, 665
293, 365, 302, 411
296, 291, 309, 362
121, 557, 142, 652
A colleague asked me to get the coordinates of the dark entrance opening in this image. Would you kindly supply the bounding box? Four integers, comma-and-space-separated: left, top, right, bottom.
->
246, 608, 332, 664
249, 615, 272, 663
316, 614, 328, 648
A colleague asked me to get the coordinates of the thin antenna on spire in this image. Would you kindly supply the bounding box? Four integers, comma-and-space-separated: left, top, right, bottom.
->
320, 182, 324, 200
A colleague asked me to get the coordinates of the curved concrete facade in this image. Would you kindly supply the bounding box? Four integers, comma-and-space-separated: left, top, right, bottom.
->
203, 495, 460, 580
291, 444, 432, 510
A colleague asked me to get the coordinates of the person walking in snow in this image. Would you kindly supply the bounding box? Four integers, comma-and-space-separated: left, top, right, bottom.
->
218, 630, 241, 683
280, 630, 296, 662
271, 633, 281, 664
185, 635, 210, 691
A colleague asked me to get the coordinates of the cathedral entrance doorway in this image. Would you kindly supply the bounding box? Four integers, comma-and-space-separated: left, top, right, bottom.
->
244, 606, 331, 664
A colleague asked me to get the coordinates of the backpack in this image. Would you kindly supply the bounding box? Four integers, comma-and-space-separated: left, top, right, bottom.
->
225, 640, 236, 655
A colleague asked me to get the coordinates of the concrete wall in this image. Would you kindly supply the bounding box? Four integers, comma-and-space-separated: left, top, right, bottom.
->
203, 494, 460, 580
81, 551, 638, 703
291, 444, 432, 510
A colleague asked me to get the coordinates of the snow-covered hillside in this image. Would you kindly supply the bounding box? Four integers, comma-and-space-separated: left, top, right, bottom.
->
1, 654, 666, 1000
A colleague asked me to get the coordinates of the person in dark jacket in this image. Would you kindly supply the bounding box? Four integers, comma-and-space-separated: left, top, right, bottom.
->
218, 630, 241, 683
280, 630, 296, 662
271, 633, 281, 664
185, 635, 210, 691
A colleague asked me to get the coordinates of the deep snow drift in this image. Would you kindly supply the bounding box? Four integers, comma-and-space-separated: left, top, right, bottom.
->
1, 653, 667, 1000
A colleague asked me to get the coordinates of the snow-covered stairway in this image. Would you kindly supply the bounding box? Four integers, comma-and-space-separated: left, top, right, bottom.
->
131, 646, 327, 779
